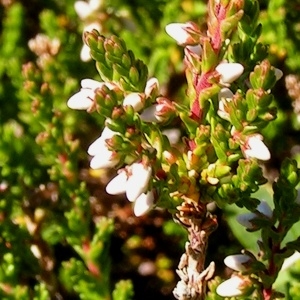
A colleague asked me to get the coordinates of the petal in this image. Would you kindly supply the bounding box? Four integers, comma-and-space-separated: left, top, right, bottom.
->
140, 105, 158, 122
274, 68, 283, 81
89, 0, 103, 10
81, 78, 104, 90
165, 23, 191, 45
74, 1, 93, 19
67, 89, 94, 110
186, 44, 202, 55
145, 77, 159, 97
236, 212, 257, 229
162, 128, 181, 145
90, 151, 118, 169
256, 200, 273, 218
133, 191, 154, 216
126, 163, 152, 202
123, 93, 144, 112
218, 87, 234, 101
216, 276, 245, 297
224, 254, 251, 272
216, 62, 244, 84
87, 136, 105, 156
245, 135, 271, 161
80, 44, 92, 62
106, 171, 127, 195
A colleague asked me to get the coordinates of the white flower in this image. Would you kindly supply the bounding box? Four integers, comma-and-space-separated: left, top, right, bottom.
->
139, 105, 158, 122
74, 0, 103, 20
216, 62, 244, 85
237, 200, 273, 229
106, 170, 127, 195
134, 190, 154, 216
145, 77, 159, 97
106, 163, 152, 201
123, 93, 144, 112
126, 163, 152, 202
224, 254, 252, 272
216, 276, 247, 297
274, 68, 283, 81
243, 134, 271, 161
165, 23, 191, 45
162, 128, 181, 145
67, 79, 115, 110
87, 125, 119, 169
218, 88, 234, 120
106, 163, 153, 216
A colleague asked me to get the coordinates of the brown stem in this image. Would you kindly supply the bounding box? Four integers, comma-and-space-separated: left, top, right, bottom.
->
173, 199, 218, 299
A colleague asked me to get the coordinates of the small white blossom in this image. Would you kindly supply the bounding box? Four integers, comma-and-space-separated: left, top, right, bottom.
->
74, 0, 103, 20
106, 170, 128, 195
134, 190, 154, 216
162, 128, 181, 145
67, 79, 115, 110
123, 93, 144, 112
216, 276, 246, 297
244, 134, 271, 161
224, 254, 252, 272
216, 62, 244, 85
165, 23, 193, 45
87, 125, 119, 169
140, 105, 158, 122
145, 77, 159, 97
274, 68, 283, 81
126, 163, 152, 202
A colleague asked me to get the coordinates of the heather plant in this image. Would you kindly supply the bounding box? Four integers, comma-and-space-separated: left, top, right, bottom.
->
1, 0, 300, 299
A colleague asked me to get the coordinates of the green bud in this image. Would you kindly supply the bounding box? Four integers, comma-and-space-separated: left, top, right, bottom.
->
249, 60, 277, 90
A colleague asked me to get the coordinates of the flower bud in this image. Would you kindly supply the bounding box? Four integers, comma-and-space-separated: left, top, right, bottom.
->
145, 77, 159, 98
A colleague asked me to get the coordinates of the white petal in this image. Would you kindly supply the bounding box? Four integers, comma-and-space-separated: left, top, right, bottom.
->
216, 62, 244, 84
145, 77, 159, 97
216, 276, 245, 297
186, 44, 202, 55
224, 254, 251, 272
245, 135, 270, 161
106, 171, 127, 195
162, 128, 181, 145
123, 93, 144, 112
274, 68, 283, 81
134, 191, 154, 216
256, 200, 273, 218
140, 105, 158, 122
126, 163, 152, 202
165, 23, 191, 45
236, 213, 257, 229
81, 78, 104, 90
74, 1, 93, 19
67, 89, 94, 110
90, 150, 118, 169
80, 44, 92, 62
89, 0, 103, 10
87, 136, 105, 156
218, 87, 234, 101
